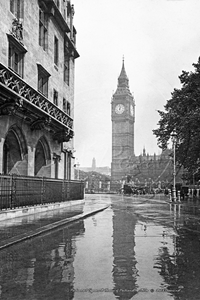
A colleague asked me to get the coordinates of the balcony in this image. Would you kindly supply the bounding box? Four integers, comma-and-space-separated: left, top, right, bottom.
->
0, 63, 73, 143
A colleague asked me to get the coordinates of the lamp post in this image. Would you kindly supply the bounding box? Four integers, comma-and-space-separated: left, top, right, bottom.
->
172, 133, 176, 202
99, 176, 102, 193
76, 161, 80, 180
91, 173, 95, 193
149, 178, 151, 194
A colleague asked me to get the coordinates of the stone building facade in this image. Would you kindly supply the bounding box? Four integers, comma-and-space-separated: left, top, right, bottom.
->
126, 148, 175, 187
0, 0, 79, 179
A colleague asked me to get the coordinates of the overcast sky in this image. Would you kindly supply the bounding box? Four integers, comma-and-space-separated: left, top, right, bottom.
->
72, 0, 200, 168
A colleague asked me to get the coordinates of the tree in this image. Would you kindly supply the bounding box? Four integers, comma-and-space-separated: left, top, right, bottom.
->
153, 57, 200, 183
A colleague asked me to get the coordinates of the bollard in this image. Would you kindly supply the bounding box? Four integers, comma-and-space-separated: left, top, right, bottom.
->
169, 190, 172, 202
178, 203, 181, 217
188, 188, 191, 201
177, 190, 181, 202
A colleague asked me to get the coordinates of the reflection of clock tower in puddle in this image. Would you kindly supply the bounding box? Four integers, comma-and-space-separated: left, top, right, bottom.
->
111, 59, 135, 182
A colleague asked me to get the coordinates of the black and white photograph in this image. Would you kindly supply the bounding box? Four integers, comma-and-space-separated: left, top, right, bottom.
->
0, 0, 200, 299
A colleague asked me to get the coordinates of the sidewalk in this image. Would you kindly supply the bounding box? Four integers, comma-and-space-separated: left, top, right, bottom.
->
0, 199, 109, 250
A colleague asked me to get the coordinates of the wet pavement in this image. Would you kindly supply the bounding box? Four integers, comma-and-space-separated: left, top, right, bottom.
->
0, 194, 200, 299
0, 203, 85, 248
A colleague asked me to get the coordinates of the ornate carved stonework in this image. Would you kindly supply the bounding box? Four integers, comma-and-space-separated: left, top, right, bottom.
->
53, 129, 74, 143
0, 63, 74, 143
30, 117, 52, 130
11, 18, 23, 42
0, 98, 23, 116
53, 153, 61, 162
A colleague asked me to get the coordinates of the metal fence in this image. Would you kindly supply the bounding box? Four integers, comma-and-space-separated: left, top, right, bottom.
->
0, 174, 84, 210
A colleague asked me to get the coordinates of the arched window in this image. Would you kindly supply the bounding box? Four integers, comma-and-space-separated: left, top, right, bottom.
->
3, 125, 27, 175
34, 136, 51, 176
35, 140, 46, 175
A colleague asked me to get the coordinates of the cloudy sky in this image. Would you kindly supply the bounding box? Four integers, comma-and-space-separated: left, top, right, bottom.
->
72, 0, 200, 168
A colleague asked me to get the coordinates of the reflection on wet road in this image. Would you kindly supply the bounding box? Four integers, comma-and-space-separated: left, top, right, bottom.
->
0, 203, 85, 247
0, 194, 200, 299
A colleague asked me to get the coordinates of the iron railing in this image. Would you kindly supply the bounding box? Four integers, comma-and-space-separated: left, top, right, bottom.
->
0, 174, 84, 210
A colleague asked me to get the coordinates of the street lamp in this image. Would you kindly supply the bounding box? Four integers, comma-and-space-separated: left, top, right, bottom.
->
76, 160, 80, 180
171, 132, 176, 202
91, 173, 95, 193
148, 178, 151, 193
99, 176, 102, 193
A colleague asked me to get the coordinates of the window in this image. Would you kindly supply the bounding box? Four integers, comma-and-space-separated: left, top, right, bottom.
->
54, 36, 59, 66
39, 8, 48, 51
67, 101, 70, 115
53, 89, 58, 106
64, 48, 70, 84
63, 98, 67, 112
10, 0, 24, 19
63, 99, 70, 115
8, 42, 24, 77
67, 1, 71, 17
37, 64, 50, 98
55, 0, 60, 9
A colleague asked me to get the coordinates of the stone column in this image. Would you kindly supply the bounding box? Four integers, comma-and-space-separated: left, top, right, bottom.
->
51, 153, 54, 178
59, 152, 65, 179
0, 138, 5, 173
27, 146, 35, 176
52, 153, 61, 179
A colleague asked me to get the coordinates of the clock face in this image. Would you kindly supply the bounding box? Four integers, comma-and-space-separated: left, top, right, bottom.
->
115, 104, 125, 114
130, 105, 134, 116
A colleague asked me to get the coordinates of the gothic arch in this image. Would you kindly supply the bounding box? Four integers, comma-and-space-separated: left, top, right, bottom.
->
3, 125, 28, 174
34, 136, 51, 176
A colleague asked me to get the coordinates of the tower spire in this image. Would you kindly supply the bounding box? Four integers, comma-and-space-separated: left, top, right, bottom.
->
118, 57, 129, 88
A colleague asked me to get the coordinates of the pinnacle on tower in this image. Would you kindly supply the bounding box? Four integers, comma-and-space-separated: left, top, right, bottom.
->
118, 57, 129, 88
143, 147, 146, 156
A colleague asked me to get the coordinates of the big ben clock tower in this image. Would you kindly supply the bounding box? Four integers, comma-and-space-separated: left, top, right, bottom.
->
111, 59, 135, 182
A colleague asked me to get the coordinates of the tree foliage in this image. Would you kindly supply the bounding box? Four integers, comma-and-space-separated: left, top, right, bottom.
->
153, 57, 200, 182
